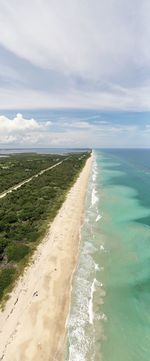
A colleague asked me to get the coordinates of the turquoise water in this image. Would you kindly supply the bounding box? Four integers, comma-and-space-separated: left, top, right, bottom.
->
66, 149, 150, 361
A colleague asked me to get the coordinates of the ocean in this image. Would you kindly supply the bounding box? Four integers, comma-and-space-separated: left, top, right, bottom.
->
65, 149, 150, 361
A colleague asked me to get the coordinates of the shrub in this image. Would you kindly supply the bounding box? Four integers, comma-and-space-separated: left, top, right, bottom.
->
6, 243, 30, 262
0, 268, 16, 301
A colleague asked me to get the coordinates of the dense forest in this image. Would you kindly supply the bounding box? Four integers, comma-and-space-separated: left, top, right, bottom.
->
0, 151, 91, 304
0, 153, 66, 194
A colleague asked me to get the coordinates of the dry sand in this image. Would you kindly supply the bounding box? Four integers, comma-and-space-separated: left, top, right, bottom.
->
0, 155, 93, 361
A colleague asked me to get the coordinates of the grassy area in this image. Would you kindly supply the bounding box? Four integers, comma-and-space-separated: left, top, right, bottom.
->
0, 151, 91, 303
0, 153, 65, 194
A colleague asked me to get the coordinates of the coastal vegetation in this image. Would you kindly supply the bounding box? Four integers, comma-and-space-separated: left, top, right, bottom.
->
0, 153, 64, 194
0, 151, 91, 303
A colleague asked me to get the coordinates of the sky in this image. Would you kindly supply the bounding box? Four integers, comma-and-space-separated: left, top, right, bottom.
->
0, 0, 150, 148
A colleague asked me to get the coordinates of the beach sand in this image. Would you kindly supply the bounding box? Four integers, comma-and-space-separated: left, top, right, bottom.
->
0, 155, 92, 361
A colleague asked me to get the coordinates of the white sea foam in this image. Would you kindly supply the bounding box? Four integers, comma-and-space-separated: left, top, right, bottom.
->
95, 263, 100, 271
67, 242, 96, 360
91, 188, 98, 206
92, 174, 96, 182
95, 263, 104, 271
92, 167, 98, 182
88, 278, 104, 325
66, 154, 106, 361
92, 161, 98, 183
90, 155, 99, 210
97, 313, 107, 321
89, 278, 97, 325
100, 313, 107, 321
96, 214, 102, 222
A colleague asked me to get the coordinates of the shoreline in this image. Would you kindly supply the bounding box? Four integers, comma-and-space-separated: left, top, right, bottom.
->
0, 154, 93, 361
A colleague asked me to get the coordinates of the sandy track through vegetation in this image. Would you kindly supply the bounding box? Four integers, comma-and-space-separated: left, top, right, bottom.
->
0, 160, 66, 200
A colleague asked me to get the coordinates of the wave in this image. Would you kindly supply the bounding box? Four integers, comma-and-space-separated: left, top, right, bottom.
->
66, 242, 96, 360
96, 214, 102, 222
95, 263, 100, 271
92, 173, 97, 182
92, 157, 98, 183
97, 313, 107, 321
91, 188, 99, 206
89, 278, 97, 325
66, 152, 106, 360
89, 278, 104, 325
91, 155, 99, 208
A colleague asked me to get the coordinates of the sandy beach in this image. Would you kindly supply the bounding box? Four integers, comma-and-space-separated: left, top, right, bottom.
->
0, 154, 92, 361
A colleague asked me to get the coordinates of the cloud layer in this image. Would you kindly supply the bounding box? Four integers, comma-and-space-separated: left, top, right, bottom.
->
0, 113, 52, 144
0, 0, 150, 109
0, 111, 150, 148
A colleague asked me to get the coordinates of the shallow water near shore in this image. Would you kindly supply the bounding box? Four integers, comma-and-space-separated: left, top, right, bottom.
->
66, 149, 150, 361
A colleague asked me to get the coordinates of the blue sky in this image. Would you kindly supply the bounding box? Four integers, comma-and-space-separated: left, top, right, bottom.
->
0, 109, 150, 148
0, 0, 150, 147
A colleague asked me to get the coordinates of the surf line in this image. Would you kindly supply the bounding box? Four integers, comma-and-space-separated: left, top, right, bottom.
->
89, 278, 97, 325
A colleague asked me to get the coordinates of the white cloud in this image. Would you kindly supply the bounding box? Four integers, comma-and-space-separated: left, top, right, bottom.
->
0, 0, 135, 77
0, 1, 150, 147
0, 112, 149, 148
0, 113, 53, 145
63, 121, 93, 129
0, 113, 40, 132
1, 84, 150, 111
0, 1, 150, 110
0, 135, 16, 143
